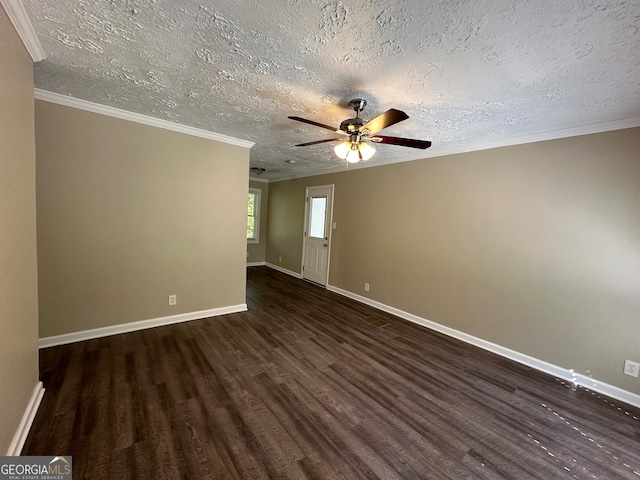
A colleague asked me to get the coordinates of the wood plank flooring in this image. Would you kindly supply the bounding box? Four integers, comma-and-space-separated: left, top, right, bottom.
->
23, 266, 640, 479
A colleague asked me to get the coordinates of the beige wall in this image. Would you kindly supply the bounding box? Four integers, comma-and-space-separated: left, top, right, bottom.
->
247, 180, 269, 263
266, 179, 306, 273
0, 5, 40, 453
266, 127, 640, 394
36, 101, 249, 338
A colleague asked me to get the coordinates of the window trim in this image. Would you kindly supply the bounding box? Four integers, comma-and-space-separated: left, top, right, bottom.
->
247, 188, 261, 244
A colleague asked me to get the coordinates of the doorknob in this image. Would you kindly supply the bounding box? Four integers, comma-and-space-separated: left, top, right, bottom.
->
323, 243, 328, 247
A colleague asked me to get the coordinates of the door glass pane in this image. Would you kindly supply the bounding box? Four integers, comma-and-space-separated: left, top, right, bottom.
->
247, 192, 256, 239
309, 196, 327, 238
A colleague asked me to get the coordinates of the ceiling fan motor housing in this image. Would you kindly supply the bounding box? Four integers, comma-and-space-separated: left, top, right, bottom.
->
339, 117, 365, 133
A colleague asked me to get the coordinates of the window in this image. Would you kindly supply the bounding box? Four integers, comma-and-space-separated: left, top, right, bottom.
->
308, 196, 327, 238
247, 188, 261, 243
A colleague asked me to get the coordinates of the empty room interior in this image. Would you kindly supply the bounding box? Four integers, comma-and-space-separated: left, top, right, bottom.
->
2, 0, 640, 478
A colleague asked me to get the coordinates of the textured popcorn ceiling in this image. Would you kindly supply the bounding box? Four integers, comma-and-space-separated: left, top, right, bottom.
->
24, 0, 640, 180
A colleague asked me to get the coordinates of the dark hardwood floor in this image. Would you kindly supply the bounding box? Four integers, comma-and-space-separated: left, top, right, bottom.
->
23, 267, 640, 479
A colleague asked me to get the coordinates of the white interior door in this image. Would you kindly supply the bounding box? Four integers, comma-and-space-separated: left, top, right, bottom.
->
302, 185, 334, 286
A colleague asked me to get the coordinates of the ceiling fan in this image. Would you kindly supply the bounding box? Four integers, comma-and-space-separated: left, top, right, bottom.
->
288, 99, 432, 163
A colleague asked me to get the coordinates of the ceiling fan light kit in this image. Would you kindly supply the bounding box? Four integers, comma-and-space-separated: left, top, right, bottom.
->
289, 98, 432, 165
334, 141, 376, 163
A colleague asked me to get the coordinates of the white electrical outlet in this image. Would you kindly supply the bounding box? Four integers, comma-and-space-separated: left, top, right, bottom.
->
279, 256, 282, 262
364, 283, 370, 292
168, 295, 177, 306
624, 359, 639, 378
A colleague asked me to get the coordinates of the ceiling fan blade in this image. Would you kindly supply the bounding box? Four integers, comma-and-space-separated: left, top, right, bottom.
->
361, 108, 409, 135
295, 137, 343, 147
370, 135, 432, 149
288, 116, 342, 133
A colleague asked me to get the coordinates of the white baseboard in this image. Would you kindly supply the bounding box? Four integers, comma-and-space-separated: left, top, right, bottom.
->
247, 261, 266, 267
39, 304, 248, 348
570, 373, 640, 409
6, 381, 45, 456
326, 284, 640, 409
265, 263, 303, 279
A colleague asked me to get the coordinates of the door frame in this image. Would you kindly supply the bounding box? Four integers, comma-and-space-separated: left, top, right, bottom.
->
301, 184, 335, 286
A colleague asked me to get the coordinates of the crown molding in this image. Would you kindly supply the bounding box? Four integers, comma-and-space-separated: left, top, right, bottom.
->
269, 116, 640, 183
407, 116, 640, 164
34, 89, 255, 149
1, 0, 45, 62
